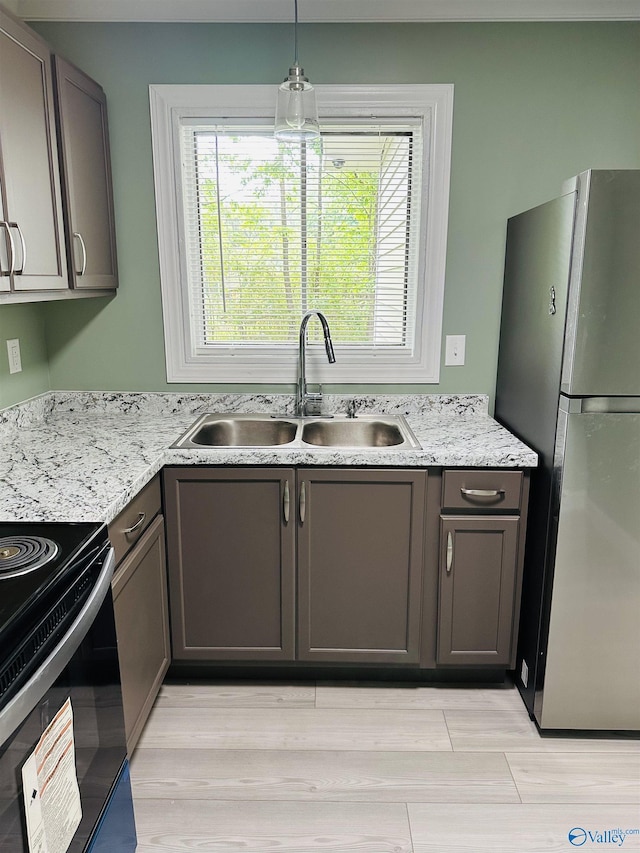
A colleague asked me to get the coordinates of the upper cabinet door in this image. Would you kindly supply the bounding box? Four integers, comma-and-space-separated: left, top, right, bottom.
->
0, 9, 68, 291
54, 56, 118, 290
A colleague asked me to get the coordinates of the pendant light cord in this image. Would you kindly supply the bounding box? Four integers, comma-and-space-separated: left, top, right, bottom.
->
294, 0, 299, 65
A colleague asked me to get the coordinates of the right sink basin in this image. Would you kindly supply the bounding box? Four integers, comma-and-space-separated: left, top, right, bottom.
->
301, 415, 419, 449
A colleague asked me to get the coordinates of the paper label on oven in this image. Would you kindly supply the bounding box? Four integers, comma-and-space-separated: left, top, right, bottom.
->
21, 697, 82, 853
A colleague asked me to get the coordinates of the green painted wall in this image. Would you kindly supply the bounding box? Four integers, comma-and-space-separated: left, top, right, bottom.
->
0, 303, 49, 408
29, 20, 640, 401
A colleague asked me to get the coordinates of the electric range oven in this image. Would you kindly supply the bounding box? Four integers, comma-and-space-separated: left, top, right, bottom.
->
0, 521, 137, 852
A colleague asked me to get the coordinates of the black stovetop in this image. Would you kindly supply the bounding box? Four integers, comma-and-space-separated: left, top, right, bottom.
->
0, 521, 105, 648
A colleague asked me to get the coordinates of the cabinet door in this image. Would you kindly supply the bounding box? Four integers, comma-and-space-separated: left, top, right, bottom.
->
164, 468, 296, 661
297, 469, 426, 664
112, 513, 170, 754
54, 56, 118, 290
437, 516, 519, 666
0, 9, 68, 291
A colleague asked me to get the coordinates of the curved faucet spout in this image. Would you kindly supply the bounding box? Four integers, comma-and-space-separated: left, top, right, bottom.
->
297, 310, 336, 416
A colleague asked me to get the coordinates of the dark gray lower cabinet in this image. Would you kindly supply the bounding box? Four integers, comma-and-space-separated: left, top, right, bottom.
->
164, 468, 296, 661
111, 513, 170, 753
436, 469, 530, 668
163, 465, 528, 670
164, 467, 426, 665
437, 516, 520, 666
297, 469, 427, 664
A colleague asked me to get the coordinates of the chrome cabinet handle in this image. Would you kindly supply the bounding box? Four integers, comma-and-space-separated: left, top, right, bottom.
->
283, 480, 290, 524
9, 222, 26, 274
299, 481, 306, 524
0, 221, 15, 275
73, 232, 87, 276
460, 488, 505, 498
446, 531, 453, 574
549, 286, 557, 315
123, 512, 146, 537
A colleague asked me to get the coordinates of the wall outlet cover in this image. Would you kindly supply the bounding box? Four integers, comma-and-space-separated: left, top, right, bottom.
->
7, 339, 22, 374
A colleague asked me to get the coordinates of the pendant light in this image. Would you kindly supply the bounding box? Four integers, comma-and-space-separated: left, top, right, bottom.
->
274, 0, 320, 141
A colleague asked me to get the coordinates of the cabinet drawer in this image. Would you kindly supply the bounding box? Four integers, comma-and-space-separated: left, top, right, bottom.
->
442, 470, 522, 512
109, 475, 161, 563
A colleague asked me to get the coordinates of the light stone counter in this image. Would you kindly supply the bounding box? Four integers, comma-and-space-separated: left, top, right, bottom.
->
0, 392, 537, 523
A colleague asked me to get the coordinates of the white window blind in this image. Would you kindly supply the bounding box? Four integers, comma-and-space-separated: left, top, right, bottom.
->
180, 121, 420, 353
150, 84, 453, 383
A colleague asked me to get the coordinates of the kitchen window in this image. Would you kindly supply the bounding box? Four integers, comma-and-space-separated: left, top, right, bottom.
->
150, 84, 453, 383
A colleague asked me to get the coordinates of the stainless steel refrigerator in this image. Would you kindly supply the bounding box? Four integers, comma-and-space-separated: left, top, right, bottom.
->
495, 169, 640, 732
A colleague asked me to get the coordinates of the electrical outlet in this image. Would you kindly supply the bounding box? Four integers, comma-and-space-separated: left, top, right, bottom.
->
520, 658, 529, 688
445, 334, 466, 366
7, 339, 22, 374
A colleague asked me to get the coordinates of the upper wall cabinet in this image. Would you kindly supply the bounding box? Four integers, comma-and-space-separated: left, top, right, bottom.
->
0, 7, 68, 295
53, 56, 118, 291
0, 6, 117, 302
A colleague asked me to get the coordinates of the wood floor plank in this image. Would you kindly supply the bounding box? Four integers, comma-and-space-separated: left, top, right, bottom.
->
130, 747, 519, 803
445, 710, 640, 753
156, 681, 316, 708
407, 803, 640, 852
316, 682, 524, 711
137, 707, 452, 752
507, 752, 640, 803
133, 799, 413, 852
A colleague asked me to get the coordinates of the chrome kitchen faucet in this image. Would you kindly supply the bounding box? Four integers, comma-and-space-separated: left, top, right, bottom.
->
296, 310, 336, 416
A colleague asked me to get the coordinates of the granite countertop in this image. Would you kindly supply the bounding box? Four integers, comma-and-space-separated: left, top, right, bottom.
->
0, 392, 537, 524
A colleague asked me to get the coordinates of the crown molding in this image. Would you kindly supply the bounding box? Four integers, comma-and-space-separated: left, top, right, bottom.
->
15, 0, 640, 23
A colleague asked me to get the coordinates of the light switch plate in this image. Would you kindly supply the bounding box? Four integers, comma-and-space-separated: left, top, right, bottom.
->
7, 339, 22, 374
445, 334, 465, 366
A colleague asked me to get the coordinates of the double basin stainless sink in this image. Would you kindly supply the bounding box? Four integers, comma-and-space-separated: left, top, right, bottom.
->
172, 413, 420, 450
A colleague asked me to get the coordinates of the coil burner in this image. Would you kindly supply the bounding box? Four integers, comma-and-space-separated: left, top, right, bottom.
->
0, 536, 60, 579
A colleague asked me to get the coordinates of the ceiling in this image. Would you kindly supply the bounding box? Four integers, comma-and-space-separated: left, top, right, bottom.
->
11, 0, 640, 22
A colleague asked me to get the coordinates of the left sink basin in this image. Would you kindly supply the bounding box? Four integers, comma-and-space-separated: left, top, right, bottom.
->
172, 414, 298, 448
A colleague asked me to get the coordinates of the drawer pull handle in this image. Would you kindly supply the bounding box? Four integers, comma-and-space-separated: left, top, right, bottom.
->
123, 512, 146, 537
460, 488, 505, 499
446, 531, 453, 573
299, 482, 306, 525
283, 480, 290, 523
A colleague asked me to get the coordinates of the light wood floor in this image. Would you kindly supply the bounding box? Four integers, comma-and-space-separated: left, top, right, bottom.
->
130, 680, 640, 852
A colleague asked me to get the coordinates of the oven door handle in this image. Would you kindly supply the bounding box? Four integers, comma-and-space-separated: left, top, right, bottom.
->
0, 547, 116, 745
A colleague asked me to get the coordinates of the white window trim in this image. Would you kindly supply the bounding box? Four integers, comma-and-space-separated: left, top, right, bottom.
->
149, 83, 453, 384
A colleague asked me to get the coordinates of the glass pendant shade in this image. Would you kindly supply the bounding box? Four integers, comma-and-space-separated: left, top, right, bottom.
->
274, 0, 320, 141
275, 65, 320, 140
